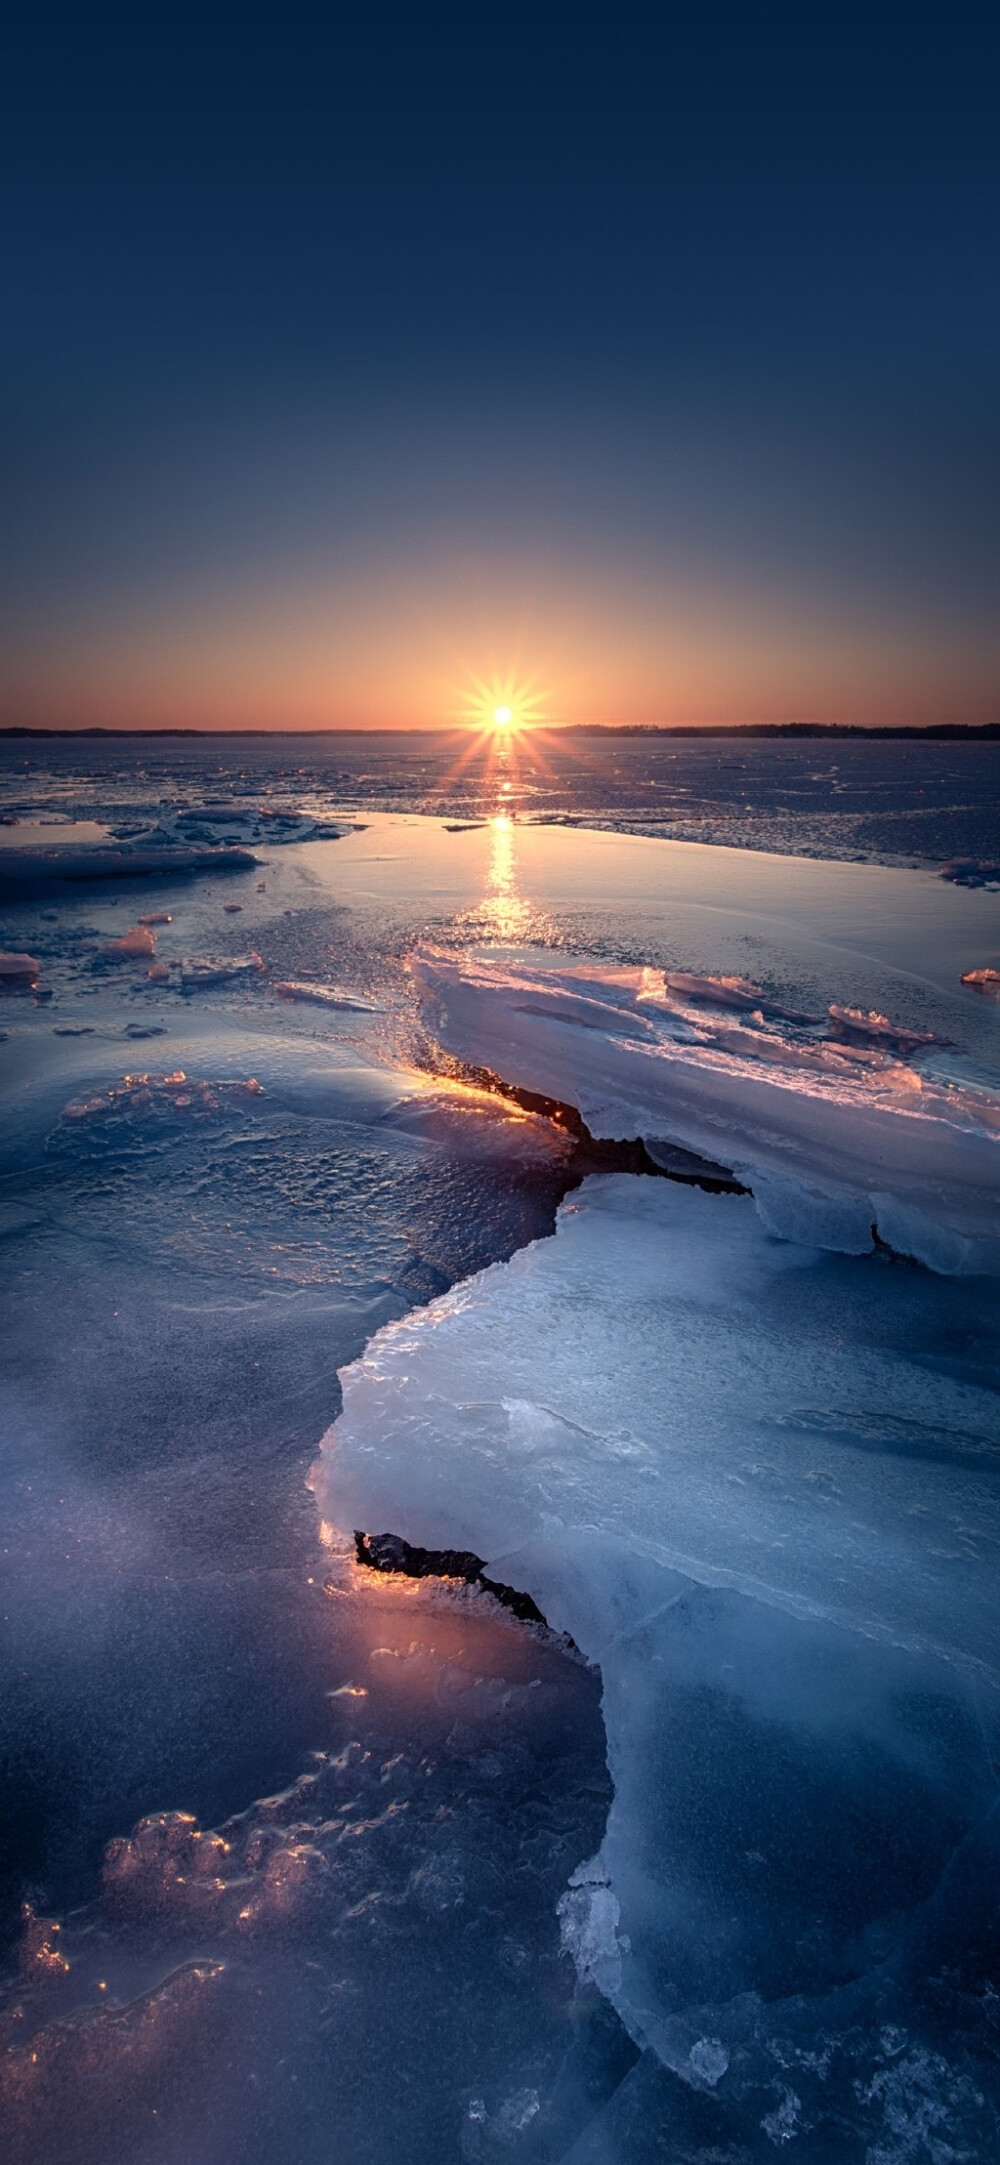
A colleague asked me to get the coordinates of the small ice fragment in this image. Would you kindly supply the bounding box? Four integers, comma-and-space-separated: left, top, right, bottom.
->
273, 980, 377, 1011
827, 1004, 941, 1053
762, 2087, 802, 2143
101, 925, 156, 959
557, 1862, 624, 1996
494, 2090, 540, 2137
19, 1904, 69, 1978
0, 950, 40, 981
943, 859, 1000, 886
62, 1096, 108, 1119
961, 967, 1000, 998
179, 952, 263, 987
689, 2038, 729, 2087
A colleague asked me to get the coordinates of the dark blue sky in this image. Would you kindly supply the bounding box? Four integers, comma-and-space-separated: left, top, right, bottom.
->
2, 6, 998, 727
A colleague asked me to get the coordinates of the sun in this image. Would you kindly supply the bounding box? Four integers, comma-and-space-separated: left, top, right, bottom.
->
454, 673, 548, 734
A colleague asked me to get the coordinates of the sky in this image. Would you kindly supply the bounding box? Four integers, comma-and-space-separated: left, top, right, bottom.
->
1, 5, 998, 732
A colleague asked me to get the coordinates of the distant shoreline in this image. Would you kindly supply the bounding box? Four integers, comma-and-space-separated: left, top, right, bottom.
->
2, 723, 998, 742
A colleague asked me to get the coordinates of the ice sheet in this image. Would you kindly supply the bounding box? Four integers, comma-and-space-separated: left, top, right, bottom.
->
4, 772, 1000, 2157
315, 1173, 1000, 2152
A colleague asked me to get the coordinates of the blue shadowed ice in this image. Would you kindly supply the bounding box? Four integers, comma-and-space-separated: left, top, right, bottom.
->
317, 1172, 1000, 2156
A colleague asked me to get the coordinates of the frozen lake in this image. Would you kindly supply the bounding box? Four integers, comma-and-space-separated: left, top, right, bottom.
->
1, 739, 998, 2161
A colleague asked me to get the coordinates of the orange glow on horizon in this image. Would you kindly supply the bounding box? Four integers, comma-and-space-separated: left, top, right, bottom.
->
5, 557, 998, 731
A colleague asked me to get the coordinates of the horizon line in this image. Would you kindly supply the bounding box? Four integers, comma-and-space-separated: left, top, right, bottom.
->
2, 722, 999, 742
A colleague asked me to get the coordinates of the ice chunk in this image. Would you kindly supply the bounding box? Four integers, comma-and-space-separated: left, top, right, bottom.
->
826, 1003, 944, 1053
0, 842, 256, 886
100, 924, 156, 958
0, 950, 40, 982
314, 1172, 1000, 2147
558, 1859, 625, 1999
414, 949, 1000, 1271
961, 966, 1000, 997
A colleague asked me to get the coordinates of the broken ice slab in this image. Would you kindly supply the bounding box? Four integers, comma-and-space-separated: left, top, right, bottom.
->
414, 949, 1000, 1271
826, 1002, 945, 1052
315, 1172, 1000, 2149
318, 1175, 1000, 1676
662, 970, 818, 1023
0, 843, 257, 888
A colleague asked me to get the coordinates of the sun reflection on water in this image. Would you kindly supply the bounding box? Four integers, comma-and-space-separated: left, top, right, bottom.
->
462, 814, 535, 943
